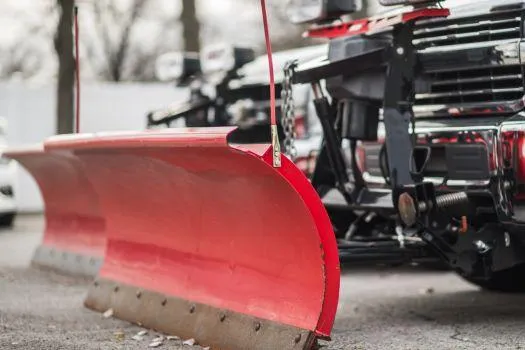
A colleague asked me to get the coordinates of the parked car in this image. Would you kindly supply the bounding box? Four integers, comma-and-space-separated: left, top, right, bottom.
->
146, 44, 327, 176
0, 117, 17, 227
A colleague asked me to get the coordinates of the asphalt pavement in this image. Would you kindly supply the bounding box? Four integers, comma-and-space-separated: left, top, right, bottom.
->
1, 215, 525, 349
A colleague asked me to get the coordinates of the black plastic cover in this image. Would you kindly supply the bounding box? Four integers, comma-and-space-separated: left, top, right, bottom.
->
445, 144, 490, 180
325, 36, 391, 101
344, 100, 380, 141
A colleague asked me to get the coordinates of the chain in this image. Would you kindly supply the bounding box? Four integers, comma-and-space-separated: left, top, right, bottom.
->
281, 60, 298, 160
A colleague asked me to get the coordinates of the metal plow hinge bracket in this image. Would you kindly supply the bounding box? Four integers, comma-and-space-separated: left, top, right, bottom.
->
383, 20, 418, 190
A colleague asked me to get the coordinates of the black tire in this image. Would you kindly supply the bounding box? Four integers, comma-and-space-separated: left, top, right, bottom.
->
462, 264, 525, 293
0, 213, 15, 228
417, 260, 450, 271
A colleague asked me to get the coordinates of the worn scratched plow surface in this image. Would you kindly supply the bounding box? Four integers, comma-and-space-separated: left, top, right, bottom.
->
4, 147, 105, 277
44, 127, 340, 350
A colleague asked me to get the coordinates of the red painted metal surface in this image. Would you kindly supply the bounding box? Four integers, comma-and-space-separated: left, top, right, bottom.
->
306, 8, 450, 39
47, 127, 340, 338
4, 147, 105, 258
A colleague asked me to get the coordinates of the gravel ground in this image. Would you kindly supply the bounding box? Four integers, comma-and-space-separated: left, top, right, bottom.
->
0, 216, 207, 350
2, 215, 525, 349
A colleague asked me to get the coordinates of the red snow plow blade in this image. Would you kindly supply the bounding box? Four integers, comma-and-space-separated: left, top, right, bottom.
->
4, 147, 105, 276
47, 127, 340, 349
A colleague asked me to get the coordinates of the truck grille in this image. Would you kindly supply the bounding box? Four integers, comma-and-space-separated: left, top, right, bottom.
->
413, 10, 522, 47
417, 65, 523, 104
413, 6, 525, 117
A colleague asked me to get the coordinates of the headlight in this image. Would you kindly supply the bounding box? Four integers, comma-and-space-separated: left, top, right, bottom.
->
200, 44, 255, 76
155, 52, 184, 81
200, 44, 235, 76
379, 0, 443, 6
155, 52, 200, 82
286, 0, 357, 24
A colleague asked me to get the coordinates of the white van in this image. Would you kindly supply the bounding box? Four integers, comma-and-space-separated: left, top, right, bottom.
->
0, 118, 17, 227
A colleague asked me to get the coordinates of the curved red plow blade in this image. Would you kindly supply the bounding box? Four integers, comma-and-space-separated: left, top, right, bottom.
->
46, 127, 340, 349
4, 147, 105, 276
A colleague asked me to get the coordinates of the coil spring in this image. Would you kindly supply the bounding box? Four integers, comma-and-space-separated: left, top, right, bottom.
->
435, 192, 469, 209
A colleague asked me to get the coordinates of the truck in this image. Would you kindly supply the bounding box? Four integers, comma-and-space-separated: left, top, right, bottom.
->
8, 0, 525, 349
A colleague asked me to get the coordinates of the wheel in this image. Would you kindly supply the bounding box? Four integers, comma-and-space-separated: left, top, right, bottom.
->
0, 212, 15, 228
462, 264, 525, 293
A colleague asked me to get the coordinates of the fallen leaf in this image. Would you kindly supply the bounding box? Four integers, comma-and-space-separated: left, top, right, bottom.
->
132, 329, 148, 341
419, 287, 435, 295
103, 308, 114, 318
149, 339, 163, 348
183, 338, 196, 346
113, 331, 125, 341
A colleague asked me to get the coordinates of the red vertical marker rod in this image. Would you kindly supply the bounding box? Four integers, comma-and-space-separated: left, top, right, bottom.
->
260, 0, 281, 167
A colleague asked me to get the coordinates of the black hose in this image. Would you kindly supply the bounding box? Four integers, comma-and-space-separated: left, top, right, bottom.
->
379, 143, 391, 186
350, 140, 365, 189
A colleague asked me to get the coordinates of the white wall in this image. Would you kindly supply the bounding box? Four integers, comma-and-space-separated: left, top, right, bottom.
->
0, 82, 186, 212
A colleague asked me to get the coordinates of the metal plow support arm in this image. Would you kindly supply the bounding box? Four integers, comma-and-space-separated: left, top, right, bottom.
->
46, 127, 340, 350
4, 147, 105, 276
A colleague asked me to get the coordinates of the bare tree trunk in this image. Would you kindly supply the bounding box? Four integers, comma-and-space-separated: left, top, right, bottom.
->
54, 0, 75, 134
110, 0, 147, 81
181, 0, 200, 52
